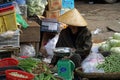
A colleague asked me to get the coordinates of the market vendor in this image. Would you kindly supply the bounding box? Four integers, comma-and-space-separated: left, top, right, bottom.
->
49, 8, 92, 69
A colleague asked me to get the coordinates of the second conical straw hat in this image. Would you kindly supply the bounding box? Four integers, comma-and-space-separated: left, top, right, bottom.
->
58, 8, 88, 27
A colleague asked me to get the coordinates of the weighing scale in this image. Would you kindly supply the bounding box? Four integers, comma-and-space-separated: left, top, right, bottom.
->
53, 47, 75, 80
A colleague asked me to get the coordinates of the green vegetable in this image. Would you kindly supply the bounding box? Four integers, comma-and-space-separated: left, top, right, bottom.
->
108, 39, 120, 47
113, 33, 120, 40
38, 73, 44, 80
99, 42, 111, 52
97, 54, 120, 72
26, 0, 48, 16
18, 58, 40, 73
110, 47, 120, 54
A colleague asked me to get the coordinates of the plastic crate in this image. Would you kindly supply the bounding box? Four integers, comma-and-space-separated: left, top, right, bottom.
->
0, 30, 20, 48
0, 58, 19, 68
0, 5, 14, 13
5, 69, 34, 80
62, 0, 74, 9
0, 2, 13, 8
0, 6, 17, 34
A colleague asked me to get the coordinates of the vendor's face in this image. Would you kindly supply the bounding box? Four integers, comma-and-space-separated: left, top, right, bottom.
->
69, 26, 78, 34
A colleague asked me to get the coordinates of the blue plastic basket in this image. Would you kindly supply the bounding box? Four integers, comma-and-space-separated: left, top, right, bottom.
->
0, 2, 13, 8
62, 0, 74, 9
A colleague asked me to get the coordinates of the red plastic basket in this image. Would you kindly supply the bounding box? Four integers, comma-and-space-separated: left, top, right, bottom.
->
0, 5, 14, 13
5, 69, 34, 80
0, 58, 19, 67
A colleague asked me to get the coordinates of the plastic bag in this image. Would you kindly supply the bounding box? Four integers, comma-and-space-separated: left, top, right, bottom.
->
45, 34, 59, 58
19, 44, 36, 57
81, 52, 104, 73
13, 1, 21, 14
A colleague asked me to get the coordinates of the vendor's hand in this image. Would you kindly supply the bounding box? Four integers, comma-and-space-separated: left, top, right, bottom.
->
71, 48, 76, 53
49, 64, 54, 69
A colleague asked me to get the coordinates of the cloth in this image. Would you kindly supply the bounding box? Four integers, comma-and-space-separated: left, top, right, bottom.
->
50, 27, 92, 67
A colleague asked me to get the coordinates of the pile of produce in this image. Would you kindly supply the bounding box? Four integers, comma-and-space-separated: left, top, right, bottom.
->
99, 33, 120, 54
97, 53, 120, 73
18, 58, 60, 80
26, 0, 48, 16
97, 33, 120, 73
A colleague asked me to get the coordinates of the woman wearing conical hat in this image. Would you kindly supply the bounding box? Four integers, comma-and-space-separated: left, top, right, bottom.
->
49, 8, 92, 75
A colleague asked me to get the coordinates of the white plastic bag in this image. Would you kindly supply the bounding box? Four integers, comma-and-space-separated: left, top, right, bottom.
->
19, 44, 36, 57
81, 52, 104, 73
45, 34, 59, 58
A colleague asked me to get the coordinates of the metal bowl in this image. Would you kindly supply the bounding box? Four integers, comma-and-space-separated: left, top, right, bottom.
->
53, 47, 72, 57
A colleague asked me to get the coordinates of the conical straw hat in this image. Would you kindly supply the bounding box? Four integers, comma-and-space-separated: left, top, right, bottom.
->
58, 8, 88, 27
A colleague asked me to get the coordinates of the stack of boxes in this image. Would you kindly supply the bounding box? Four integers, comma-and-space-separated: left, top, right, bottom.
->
46, 0, 75, 18
0, 2, 20, 58
46, 0, 62, 19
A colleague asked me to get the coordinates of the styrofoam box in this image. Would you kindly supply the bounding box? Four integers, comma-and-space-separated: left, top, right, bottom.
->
0, 29, 20, 48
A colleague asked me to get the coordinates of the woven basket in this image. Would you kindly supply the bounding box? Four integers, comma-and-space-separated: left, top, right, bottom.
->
75, 67, 120, 79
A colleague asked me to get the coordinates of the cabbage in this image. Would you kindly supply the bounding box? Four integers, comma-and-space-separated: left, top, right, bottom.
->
110, 47, 120, 54
108, 39, 120, 47
113, 33, 120, 40
99, 42, 111, 52
26, 0, 48, 16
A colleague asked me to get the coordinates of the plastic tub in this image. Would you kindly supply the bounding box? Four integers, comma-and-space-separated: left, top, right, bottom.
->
5, 69, 34, 80
0, 58, 19, 67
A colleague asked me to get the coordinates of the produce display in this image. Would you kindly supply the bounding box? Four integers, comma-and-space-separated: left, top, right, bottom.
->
99, 32, 120, 54
18, 58, 60, 80
34, 73, 58, 80
97, 53, 120, 73
97, 33, 120, 73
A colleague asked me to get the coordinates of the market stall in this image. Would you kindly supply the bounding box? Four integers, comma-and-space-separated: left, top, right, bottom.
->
75, 33, 120, 80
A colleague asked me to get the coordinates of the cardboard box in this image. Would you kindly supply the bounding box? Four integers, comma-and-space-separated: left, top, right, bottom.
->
46, 10, 60, 19
48, 0, 62, 10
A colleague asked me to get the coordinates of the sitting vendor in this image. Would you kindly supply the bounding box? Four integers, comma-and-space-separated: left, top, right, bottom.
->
49, 8, 92, 69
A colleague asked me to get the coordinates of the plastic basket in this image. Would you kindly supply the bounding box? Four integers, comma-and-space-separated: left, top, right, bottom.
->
62, 0, 74, 9
5, 69, 34, 80
0, 2, 13, 8
0, 6, 17, 34
0, 58, 19, 67
75, 67, 120, 79
0, 5, 14, 13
